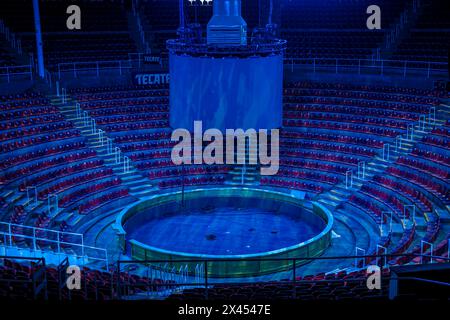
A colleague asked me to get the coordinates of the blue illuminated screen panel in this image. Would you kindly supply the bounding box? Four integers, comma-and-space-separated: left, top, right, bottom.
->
169, 54, 283, 131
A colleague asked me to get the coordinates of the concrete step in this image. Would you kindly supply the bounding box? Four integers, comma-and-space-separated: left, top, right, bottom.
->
124, 180, 152, 188
129, 188, 159, 198
390, 223, 405, 235
8, 193, 24, 204
325, 194, 344, 203
224, 181, 259, 186
231, 176, 257, 181
80, 130, 98, 137
436, 209, 450, 223
116, 173, 142, 181
365, 167, 383, 175
414, 216, 428, 231
104, 158, 121, 164
317, 198, 339, 208
67, 213, 85, 228
329, 189, 351, 198
0, 189, 14, 198
95, 149, 113, 156
368, 161, 388, 169
229, 170, 259, 176
59, 106, 77, 113
129, 183, 154, 192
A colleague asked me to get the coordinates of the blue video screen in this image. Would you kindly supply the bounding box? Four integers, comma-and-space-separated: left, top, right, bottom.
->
169, 53, 284, 131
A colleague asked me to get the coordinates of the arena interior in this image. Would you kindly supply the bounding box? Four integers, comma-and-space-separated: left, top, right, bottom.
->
0, 0, 449, 306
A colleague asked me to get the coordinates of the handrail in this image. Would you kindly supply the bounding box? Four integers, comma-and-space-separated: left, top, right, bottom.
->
117, 253, 450, 300
119, 253, 450, 264
0, 18, 23, 55
0, 221, 109, 270
57, 58, 141, 79
73, 100, 136, 174
285, 57, 447, 68
394, 276, 450, 287
53, 54, 448, 80
0, 64, 33, 82
166, 38, 287, 56
284, 57, 447, 78
0, 255, 44, 262
1, 221, 84, 238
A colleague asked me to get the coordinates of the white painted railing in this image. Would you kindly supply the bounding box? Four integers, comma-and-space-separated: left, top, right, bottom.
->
285, 58, 447, 78
0, 221, 109, 270
0, 19, 23, 54
0, 65, 33, 82
74, 101, 133, 173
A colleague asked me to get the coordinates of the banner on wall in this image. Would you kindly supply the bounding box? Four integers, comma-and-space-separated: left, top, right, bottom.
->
133, 73, 170, 85
143, 55, 162, 65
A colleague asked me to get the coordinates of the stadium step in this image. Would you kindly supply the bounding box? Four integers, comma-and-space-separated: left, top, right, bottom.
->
317, 198, 340, 207
229, 170, 259, 176
333, 209, 377, 252
0, 189, 14, 199
128, 188, 159, 198
49, 92, 156, 200
436, 209, 450, 223
226, 164, 260, 185
224, 181, 260, 186
390, 223, 405, 235
75, 206, 124, 236
128, 183, 155, 192
414, 216, 428, 231
329, 188, 352, 198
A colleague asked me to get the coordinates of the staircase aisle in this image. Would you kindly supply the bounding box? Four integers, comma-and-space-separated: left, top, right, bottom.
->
48, 94, 159, 200
315, 103, 448, 213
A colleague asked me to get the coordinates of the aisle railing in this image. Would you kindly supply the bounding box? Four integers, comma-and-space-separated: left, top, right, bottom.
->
284, 57, 447, 78
117, 253, 450, 300
0, 65, 33, 82
0, 221, 109, 270
57, 59, 136, 79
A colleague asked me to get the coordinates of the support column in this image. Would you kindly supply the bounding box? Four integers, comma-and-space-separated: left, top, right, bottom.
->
33, 0, 45, 78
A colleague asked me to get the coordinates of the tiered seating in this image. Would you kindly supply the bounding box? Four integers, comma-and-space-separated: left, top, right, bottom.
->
386, 124, 450, 206
159, 175, 226, 189
263, 81, 438, 197
59, 178, 122, 208
0, 92, 132, 218
18, 160, 106, 192
388, 164, 449, 206
280, 1, 408, 60
21, 34, 136, 67
432, 121, 450, 138
10, 206, 26, 226
138, 0, 406, 61
390, 216, 441, 265
372, 175, 433, 213
36, 166, 114, 200
0, 45, 19, 68
348, 194, 384, 223
282, 31, 385, 60
0, 149, 97, 185
0, 258, 173, 300
388, 225, 416, 257
359, 184, 405, 217
391, 1, 450, 65
70, 84, 230, 189
0, 0, 136, 68
79, 189, 130, 214
260, 177, 324, 194
169, 269, 390, 301
149, 165, 228, 180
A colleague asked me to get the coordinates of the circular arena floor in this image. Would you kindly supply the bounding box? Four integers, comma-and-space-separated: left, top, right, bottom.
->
115, 188, 334, 277
126, 207, 325, 256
